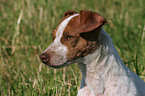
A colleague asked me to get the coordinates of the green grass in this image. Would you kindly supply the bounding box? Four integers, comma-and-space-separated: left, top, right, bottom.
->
0, 0, 145, 95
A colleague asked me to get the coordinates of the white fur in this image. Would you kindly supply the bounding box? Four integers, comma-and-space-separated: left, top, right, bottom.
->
77, 29, 145, 96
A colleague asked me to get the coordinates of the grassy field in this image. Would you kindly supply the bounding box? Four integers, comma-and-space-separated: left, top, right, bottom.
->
0, 0, 145, 95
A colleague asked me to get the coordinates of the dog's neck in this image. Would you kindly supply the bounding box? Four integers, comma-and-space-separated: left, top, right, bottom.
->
85, 29, 125, 71
79, 28, 128, 89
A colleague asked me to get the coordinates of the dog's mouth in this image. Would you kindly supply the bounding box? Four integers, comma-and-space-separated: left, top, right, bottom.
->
44, 60, 74, 69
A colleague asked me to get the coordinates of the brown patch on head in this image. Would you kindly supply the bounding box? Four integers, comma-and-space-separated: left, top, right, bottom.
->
60, 10, 107, 61
40, 10, 107, 68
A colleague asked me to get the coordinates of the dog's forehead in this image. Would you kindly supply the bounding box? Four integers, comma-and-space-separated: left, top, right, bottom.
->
53, 14, 79, 39
64, 15, 81, 35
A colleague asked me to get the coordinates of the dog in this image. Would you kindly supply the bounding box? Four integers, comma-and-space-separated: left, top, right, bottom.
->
40, 10, 145, 96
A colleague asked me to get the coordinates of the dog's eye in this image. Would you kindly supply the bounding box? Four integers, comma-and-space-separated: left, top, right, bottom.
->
66, 35, 72, 39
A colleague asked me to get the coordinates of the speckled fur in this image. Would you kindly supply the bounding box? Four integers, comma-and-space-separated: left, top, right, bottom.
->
77, 29, 145, 96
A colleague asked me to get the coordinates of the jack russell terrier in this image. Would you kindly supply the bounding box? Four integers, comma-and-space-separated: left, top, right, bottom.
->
40, 10, 145, 96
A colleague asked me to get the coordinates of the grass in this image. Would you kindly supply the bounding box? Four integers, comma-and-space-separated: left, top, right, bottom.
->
0, 0, 145, 95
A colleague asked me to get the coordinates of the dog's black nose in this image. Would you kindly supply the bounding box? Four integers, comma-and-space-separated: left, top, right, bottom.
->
40, 53, 49, 64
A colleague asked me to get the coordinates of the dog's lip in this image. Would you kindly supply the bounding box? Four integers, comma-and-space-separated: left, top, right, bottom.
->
44, 60, 73, 69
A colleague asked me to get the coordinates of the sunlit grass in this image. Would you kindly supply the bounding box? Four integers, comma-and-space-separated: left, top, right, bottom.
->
0, 0, 145, 95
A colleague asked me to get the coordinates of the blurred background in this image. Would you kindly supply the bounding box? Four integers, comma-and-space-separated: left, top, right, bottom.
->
0, 0, 145, 95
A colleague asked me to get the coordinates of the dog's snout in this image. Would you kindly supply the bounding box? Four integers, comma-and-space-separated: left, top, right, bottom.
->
40, 53, 49, 64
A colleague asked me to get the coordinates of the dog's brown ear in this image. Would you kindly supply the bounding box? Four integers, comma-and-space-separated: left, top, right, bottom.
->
78, 10, 107, 33
63, 10, 77, 18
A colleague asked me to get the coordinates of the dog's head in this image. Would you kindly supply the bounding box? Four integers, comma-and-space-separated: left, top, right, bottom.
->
40, 10, 107, 68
